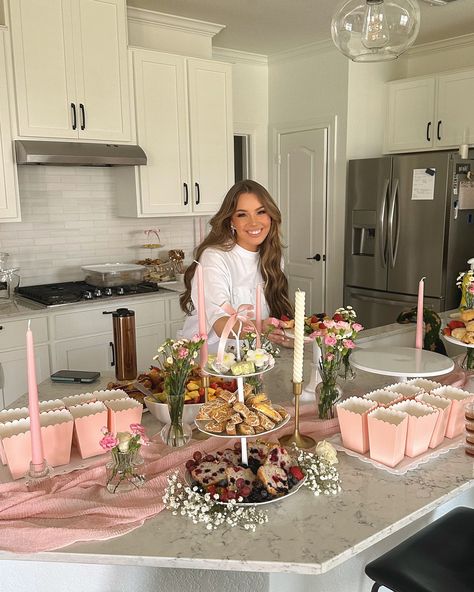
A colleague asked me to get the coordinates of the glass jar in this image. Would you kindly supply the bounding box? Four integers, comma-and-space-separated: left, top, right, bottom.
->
105, 448, 146, 494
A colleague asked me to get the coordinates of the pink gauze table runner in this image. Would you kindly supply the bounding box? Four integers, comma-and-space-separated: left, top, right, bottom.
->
0, 403, 338, 554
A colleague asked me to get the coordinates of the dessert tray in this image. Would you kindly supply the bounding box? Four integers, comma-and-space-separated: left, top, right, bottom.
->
184, 469, 306, 507
204, 364, 274, 379
442, 333, 474, 349
195, 414, 290, 438
328, 433, 464, 475
282, 329, 313, 343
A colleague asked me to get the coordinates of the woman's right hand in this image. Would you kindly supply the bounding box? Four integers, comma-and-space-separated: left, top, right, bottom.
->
263, 317, 294, 348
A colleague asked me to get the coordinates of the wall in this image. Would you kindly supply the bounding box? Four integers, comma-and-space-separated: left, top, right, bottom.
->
268, 42, 349, 313
404, 34, 474, 77
346, 59, 406, 160
0, 166, 196, 286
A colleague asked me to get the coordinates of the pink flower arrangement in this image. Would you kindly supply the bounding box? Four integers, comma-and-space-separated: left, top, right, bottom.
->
100, 424, 148, 453
309, 306, 363, 419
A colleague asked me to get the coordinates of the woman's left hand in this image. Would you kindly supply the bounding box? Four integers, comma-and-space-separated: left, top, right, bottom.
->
264, 318, 294, 348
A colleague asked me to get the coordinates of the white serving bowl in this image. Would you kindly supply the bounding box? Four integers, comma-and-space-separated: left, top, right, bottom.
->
144, 397, 203, 425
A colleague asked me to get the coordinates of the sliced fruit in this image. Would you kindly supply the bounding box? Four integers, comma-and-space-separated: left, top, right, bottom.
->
289, 466, 305, 481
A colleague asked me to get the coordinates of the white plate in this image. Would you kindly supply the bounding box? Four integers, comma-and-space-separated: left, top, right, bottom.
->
204, 363, 274, 379
442, 331, 474, 349
327, 433, 464, 475
184, 470, 306, 506
194, 413, 290, 438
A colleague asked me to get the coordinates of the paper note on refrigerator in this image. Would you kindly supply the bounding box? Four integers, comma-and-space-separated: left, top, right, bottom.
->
411, 168, 436, 201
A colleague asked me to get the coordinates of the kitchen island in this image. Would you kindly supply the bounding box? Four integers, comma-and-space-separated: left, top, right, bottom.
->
0, 323, 472, 592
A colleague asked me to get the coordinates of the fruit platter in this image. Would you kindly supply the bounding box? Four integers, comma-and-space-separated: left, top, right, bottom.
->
184, 440, 306, 506
442, 311, 474, 347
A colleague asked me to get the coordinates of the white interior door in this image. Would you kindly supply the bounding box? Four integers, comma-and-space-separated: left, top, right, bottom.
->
279, 127, 327, 314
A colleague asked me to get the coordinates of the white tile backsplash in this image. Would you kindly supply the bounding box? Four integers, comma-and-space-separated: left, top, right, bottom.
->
0, 166, 199, 286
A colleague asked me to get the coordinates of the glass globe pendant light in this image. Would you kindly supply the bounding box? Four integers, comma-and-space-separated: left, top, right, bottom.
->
331, 0, 421, 62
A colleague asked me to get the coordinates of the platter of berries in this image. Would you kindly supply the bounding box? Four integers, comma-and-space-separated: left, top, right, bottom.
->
184, 441, 306, 506
442, 316, 474, 347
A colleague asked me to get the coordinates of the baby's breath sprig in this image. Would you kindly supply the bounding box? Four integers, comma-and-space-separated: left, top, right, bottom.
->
295, 447, 342, 497
163, 471, 269, 532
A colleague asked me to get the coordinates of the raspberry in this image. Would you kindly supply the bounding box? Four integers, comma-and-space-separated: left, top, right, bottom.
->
289, 466, 305, 481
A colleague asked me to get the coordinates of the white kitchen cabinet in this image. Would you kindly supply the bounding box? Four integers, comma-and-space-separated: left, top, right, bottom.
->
0, 316, 50, 409
384, 68, 474, 153
0, 28, 20, 221
8, 0, 131, 142
117, 49, 233, 217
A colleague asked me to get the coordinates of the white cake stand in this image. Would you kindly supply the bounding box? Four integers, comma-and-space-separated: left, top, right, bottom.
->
349, 346, 454, 381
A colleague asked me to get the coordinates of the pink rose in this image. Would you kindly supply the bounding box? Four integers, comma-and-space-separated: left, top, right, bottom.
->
469, 285, 474, 294
177, 347, 188, 359
352, 323, 363, 332
326, 352, 335, 361
268, 317, 280, 328
324, 319, 336, 329
191, 334, 202, 342
99, 434, 118, 450
335, 320, 350, 331
343, 339, 355, 349
309, 330, 323, 339
325, 335, 337, 346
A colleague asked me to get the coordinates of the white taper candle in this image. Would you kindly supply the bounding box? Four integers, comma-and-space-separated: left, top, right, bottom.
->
292, 290, 305, 383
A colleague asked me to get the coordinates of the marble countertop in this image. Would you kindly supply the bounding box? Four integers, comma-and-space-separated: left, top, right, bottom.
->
1, 346, 472, 574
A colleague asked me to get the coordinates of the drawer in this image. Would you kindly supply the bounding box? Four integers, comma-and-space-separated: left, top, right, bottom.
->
0, 316, 48, 351
53, 298, 167, 340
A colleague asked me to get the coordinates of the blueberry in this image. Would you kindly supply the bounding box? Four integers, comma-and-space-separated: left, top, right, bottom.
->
218, 479, 227, 487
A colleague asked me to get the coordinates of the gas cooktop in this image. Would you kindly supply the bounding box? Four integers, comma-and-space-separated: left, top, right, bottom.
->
16, 281, 163, 307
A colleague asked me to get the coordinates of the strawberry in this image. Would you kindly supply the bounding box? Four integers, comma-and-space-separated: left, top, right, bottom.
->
319, 322, 326, 330
443, 327, 452, 336
448, 320, 465, 330
281, 314, 290, 321
333, 313, 343, 322
289, 466, 305, 481
311, 315, 318, 323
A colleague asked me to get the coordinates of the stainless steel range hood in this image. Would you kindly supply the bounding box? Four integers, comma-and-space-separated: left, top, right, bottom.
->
15, 140, 147, 166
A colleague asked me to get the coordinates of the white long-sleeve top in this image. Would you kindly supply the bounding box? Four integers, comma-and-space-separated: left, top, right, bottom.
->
180, 243, 270, 350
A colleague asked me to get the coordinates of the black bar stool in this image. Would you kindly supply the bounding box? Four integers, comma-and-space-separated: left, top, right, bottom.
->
365, 506, 474, 592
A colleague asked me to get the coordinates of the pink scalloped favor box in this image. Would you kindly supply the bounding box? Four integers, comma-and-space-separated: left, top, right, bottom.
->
69, 402, 108, 459
391, 400, 439, 457
337, 397, 377, 454
415, 392, 452, 448
368, 407, 408, 468
432, 386, 474, 438
105, 399, 143, 433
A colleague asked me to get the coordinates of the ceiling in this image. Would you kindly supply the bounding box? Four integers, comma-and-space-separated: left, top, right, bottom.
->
127, 0, 474, 55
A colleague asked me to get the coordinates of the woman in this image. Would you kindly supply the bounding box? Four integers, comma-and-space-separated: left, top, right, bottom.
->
180, 180, 293, 350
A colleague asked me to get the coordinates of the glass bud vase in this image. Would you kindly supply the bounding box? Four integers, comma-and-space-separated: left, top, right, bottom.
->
338, 351, 356, 381
106, 448, 145, 494
462, 348, 474, 371
160, 388, 192, 447
315, 378, 343, 420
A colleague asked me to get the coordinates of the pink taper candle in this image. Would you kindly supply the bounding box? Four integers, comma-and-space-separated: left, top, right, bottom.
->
255, 283, 262, 334
415, 277, 426, 350
194, 261, 208, 368
26, 320, 45, 465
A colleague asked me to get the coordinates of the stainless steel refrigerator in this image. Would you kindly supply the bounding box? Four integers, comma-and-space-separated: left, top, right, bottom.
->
344, 151, 474, 329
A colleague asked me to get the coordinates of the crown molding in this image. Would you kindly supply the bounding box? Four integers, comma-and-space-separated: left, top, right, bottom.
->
268, 38, 335, 64
213, 47, 268, 65
127, 7, 225, 38
407, 32, 474, 56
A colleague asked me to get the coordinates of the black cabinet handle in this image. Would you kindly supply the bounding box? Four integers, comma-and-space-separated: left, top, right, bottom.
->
183, 183, 189, 206
195, 182, 200, 205
426, 121, 431, 142
71, 103, 77, 130
109, 341, 115, 367
437, 120, 442, 141
0, 325, 3, 330
79, 103, 86, 130
306, 254, 325, 261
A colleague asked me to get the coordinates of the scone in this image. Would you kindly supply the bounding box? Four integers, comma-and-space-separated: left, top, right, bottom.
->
225, 466, 256, 491
266, 445, 293, 470
191, 461, 227, 487
257, 464, 288, 496
460, 309, 474, 322
452, 327, 467, 341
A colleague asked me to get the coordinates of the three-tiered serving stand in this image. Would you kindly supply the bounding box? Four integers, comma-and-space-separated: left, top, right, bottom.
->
194, 326, 289, 465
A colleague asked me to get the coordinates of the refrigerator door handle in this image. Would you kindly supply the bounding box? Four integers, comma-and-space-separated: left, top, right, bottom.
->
352, 293, 411, 307
388, 178, 400, 268
379, 178, 390, 268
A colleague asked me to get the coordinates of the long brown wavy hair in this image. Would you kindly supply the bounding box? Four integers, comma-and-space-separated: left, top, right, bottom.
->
180, 180, 293, 320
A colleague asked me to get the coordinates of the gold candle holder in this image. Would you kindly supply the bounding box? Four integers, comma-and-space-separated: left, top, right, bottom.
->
280, 381, 316, 449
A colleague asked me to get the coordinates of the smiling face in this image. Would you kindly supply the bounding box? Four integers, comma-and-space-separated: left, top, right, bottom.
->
231, 192, 272, 252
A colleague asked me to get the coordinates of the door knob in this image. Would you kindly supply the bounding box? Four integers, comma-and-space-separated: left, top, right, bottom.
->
306, 254, 325, 261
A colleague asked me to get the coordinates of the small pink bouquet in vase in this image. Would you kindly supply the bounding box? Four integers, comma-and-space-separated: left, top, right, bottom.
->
100, 423, 149, 493
309, 306, 363, 420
